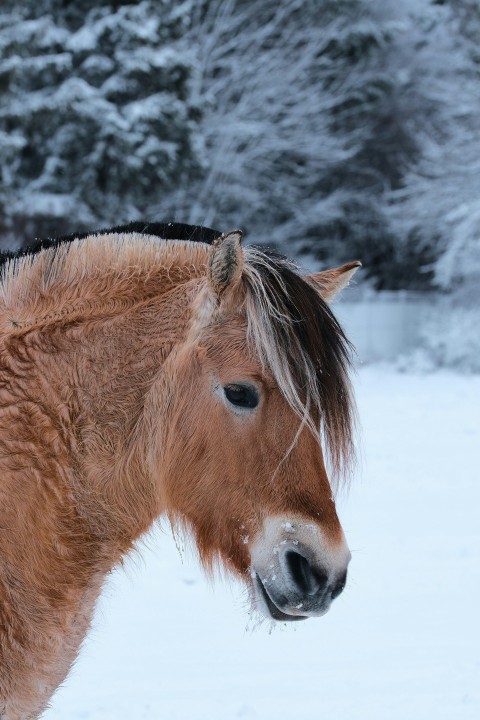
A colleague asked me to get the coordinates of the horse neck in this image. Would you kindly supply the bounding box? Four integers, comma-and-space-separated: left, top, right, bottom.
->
0, 238, 212, 715
0, 237, 209, 573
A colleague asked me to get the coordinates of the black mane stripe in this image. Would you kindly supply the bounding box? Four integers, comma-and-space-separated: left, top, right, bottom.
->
0, 222, 222, 268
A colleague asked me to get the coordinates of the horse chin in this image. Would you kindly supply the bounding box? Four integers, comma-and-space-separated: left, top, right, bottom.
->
255, 576, 308, 622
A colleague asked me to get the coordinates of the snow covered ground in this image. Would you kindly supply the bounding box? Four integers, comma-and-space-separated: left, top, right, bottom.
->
43, 367, 480, 720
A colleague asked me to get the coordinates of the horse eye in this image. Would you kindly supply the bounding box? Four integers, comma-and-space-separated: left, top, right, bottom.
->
224, 384, 259, 409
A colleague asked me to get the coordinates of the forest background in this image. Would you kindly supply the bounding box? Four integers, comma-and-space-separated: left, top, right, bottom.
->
1, 0, 479, 348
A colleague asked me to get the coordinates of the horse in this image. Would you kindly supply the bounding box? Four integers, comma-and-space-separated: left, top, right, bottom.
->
0, 222, 359, 719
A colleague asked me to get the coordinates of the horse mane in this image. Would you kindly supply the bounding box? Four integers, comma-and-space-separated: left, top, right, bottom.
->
0, 222, 219, 269
0, 222, 355, 484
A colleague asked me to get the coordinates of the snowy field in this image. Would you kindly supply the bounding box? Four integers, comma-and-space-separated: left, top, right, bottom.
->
44, 367, 480, 720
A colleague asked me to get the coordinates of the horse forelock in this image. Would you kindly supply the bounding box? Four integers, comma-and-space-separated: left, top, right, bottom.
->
241, 247, 356, 488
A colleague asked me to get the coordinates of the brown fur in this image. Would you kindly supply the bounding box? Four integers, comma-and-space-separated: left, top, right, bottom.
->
0, 232, 357, 718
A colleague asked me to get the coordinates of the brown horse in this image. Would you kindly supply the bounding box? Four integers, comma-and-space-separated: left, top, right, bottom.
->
0, 222, 359, 719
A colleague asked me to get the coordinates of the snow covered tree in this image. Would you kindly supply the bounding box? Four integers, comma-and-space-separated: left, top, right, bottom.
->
155, 0, 428, 288
1, 0, 478, 293
0, 0, 200, 247
387, 0, 480, 290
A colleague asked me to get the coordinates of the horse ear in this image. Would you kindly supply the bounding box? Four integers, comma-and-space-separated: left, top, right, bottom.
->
307, 261, 361, 302
208, 230, 244, 300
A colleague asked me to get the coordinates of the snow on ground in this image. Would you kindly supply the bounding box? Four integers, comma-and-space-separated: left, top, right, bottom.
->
43, 367, 480, 720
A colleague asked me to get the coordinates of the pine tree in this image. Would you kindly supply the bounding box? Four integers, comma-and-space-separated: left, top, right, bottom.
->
0, 0, 200, 247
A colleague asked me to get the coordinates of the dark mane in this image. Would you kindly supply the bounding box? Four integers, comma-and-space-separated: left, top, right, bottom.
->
0, 222, 221, 268
243, 249, 356, 483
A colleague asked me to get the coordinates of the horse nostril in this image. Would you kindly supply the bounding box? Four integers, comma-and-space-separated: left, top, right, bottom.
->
331, 570, 347, 600
284, 550, 328, 596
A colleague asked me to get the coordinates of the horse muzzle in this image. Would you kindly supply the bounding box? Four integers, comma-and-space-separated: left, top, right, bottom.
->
250, 516, 351, 621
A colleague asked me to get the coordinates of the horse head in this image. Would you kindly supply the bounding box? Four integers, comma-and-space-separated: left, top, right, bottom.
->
157, 230, 360, 621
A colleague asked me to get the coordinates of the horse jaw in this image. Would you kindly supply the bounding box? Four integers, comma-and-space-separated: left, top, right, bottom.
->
249, 515, 351, 621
